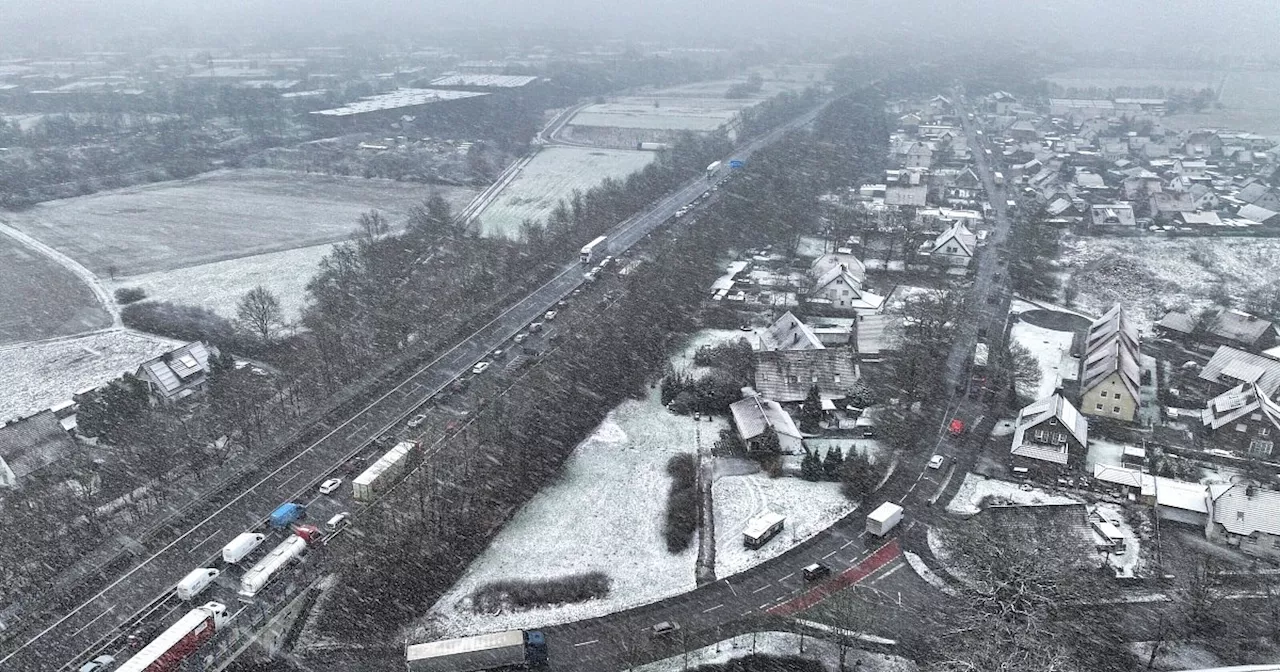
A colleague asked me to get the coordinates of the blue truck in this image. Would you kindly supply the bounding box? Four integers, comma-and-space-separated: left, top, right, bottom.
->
268, 502, 306, 528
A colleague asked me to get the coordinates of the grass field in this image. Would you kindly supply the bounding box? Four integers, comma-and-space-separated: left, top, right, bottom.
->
5, 169, 478, 276
0, 234, 111, 347
108, 242, 335, 322
472, 146, 654, 238
0, 328, 179, 420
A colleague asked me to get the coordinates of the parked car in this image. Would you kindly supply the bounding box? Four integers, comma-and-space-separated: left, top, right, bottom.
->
802, 563, 831, 581
928, 455, 945, 470
514, 333, 528, 344
407, 414, 427, 429
650, 621, 681, 638
79, 655, 116, 672
528, 321, 544, 333
319, 478, 343, 495
472, 362, 490, 375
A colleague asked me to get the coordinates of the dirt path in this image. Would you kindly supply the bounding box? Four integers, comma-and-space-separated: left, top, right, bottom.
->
0, 219, 120, 327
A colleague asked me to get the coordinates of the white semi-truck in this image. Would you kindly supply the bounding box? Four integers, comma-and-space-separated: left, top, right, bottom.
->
238, 536, 307, 598
406, 630, 548, 672
115, 602, 231, 672
866, 502, 904, 537
706, 160, 722, 180
352, 440, 418, 503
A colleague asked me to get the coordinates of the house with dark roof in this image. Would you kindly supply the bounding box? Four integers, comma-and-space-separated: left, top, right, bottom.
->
1206, 310, 1277, 351
1236, 183, 1280, 212
1182, 131, 1222, 158
1009, 394, 1089, 475
1237, 204, 1279, 227
757, 312, 824, 352
0, 410, 77, 489
1149, 190, 1196, 219
1079, 305, 1141, 423
1200, 383, 1280, 458
135, 341, 220, 405
1207, 483, 1280, 562
729, 393, 803, 454
754, 349, 859, 403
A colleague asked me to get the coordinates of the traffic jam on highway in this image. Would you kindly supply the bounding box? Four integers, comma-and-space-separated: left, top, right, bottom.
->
69, 157, 747, 672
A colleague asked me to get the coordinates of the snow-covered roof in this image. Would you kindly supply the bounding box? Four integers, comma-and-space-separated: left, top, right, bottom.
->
1209, 309, 1274, 346
137, 341, 216, 397
1200, 346, 1280, 397
1212, 484, 1280, 538
428, 73, 538, 88
311, 88, 488, 117
1081, 305, 1140, 401
0, 410, 75, 488
730, 394, 802, 442
1201, 383, 1280, 432
930, 220, 976, 257
754, 350, 860, 403
1010, 394, 1087, 465
809, 253, 865, 284
758, 312, 825, 352
1238, 204, 1279, 224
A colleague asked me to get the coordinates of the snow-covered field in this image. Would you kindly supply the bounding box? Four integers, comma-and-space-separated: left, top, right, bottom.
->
569, 100, 743, 132
945, 473, 1081, 516
635, 631, 916, 672
0, 328, 180, 419
713, 470, 856, 578
471, 147, 654, 238
415, 385, 715, 639
1009, 320, 1076, 399
1086, 438, 1131, 471
1060, 236, 1280, 331
4, 169, 477, 275
107, 243, 334, 322
0, 230, 112, 346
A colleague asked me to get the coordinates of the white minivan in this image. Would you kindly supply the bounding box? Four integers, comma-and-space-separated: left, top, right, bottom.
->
175, 567, 220, 600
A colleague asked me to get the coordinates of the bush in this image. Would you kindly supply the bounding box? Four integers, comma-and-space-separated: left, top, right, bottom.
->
121, 301, 236, 345
114, 287, 147, 304
691, 654, 826, 672
471, 572, 611, 612
663, 453, 699, 552
669, 390, 697, 415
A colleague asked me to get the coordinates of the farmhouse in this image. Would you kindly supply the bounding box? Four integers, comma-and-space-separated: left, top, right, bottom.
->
136, 341, 220, 405
1207, 484, 1280, 562
1079, 306, 1141, 423
1009, 394, 1089, 475
729, 393, 804, 454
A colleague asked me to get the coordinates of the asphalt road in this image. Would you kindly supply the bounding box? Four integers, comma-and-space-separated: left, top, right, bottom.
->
1, 101, 830, 672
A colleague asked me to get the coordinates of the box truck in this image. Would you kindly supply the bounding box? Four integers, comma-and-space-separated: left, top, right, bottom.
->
866, 502, 904, 536
406, 630, 547, 672
268, 502, 305, 528
115, 602, 230, 672
352, 441, 418, 503
175, 568, 219, 601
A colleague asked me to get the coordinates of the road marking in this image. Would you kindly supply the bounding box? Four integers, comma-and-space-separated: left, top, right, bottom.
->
573, 639, 598, 648
742, 609, 755, 617
841, 540, 855, 549
702, 604, 724, 614
823, 550, 839, 560
759, 602, 773, 610
69, 607, 114, 638
188, 528, 223, 554
870, 563, 904, 584
752, 585, 770, 594
723, 578, 737, 597
277, 470, 303, 490
778, 573, 795, 583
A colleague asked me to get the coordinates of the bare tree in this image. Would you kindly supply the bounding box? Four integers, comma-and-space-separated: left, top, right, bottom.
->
356, 209, 390, 245
236, 285, 283, 343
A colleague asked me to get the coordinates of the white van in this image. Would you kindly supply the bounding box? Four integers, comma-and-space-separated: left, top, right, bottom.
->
326, 512, 350, 531
175, 568, 220, 600
222, 532, 266, 564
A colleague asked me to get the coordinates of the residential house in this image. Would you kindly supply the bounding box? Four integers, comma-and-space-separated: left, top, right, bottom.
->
729, 393, 804, 454
757, 311, 825, 351
894, 141, 933, 169
1236, 183, 1280, 212
1175, 211, 1223, 228
753, 349, 859, 403
1237, 204, 1279, 227
1149, 191, 1196, 219
1122, 172, 1163, 199
1207, 484, 1280, 562
954, 167, 983, 191
1008, 120, 1040, 141
1089, 203, 1137, 229
810, 252, 867, 285
885, 184, 928, 206
990, 90, 1018, 114
1142, 142, 1171, 159
1206, 310, 1278, 351
135, 341, 220, 405
1200, 383, 1280, 457
1187, 183, 1219, 210
1009, 394, 1089, 475
808, 264, 886, 314
1091, 464, 1210, 526
0, 410, 77, 489
1198, 346, 1280, 397
1079, 305, 1141, 423
923, 220, 977, 268
1182, 131, 1223, 158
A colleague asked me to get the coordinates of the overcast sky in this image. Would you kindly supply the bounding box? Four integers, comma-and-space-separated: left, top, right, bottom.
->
2, 1, 1279, 59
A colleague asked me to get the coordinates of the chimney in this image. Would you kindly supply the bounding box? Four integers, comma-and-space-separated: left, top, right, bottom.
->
1246, 485, 1257, 498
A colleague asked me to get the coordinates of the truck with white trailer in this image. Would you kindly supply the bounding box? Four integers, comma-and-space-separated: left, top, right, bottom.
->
115, 602, 231, 672
865, 502, 904, 537
238, 536, 307, 598
706, 160, 722, 180
221, 532, 266, 564
352, 440, 419, 503
175, 568, 219, 601
406, 630, 548, 672
578, 235, 608, 266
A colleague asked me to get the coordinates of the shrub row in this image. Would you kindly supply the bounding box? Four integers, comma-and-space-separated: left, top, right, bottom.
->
470, 572, 611, 612
664, 453, 700, 552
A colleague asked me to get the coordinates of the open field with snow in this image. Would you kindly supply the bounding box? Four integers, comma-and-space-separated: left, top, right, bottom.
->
4, 169, 478, 276
471, 146, 654, 238
636, 631, 916, 672
568, 99, 745, 132
415, 385, 710, 639
0, 328, 180, 420
1009, 319, 1076, 399
0, 233, 111, 346
107, 242, 334, 322
945, 473, 1082, 516
1060, 235, 1280, 332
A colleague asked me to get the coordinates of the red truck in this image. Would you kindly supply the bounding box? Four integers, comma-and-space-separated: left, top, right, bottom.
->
115, 602, 231, 672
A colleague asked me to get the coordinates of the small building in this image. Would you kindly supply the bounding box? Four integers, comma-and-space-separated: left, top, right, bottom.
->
757, 311, 825, 352
1009, 394, 1089, 475
1090, 464, 1210, 527
1182, 131, 1222, 158
808, 265, 886, 315
1089, 203, 1136, 229
1207, 483, 1280, 562
1079, 305, 1141, 423
1199, 345, 1280, 397
0, 410, 77, 490
729, 393, 804, 454
923, 220, 977, 268
1206, 310, 1278, 352
135, 341, 220, 405
1200, 383, 1280, 457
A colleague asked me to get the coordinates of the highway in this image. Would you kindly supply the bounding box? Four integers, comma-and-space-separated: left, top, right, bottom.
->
1, 100, 831, 672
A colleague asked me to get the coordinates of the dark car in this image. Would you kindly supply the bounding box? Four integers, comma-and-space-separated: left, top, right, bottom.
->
802, 563, 831, 580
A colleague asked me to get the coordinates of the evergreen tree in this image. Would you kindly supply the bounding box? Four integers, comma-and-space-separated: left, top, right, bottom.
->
801, 449, 823, 482
800, 384, 824, 433
822, 446, 845, 481
838, 450, 880, 502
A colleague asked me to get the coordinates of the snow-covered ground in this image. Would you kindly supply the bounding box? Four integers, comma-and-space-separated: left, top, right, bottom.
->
945, 473, 1082, 516
1092, 503, 1145, 579
1085, 438, 1131, 471
1009, 320, 1076, 399
471, 146, 655, 238
669, 329, 749, 378
713, 470, 855, 578
635, 631, 917, 672
0, 328, 180, 419
107, 243, 333, 322
568, 100, 743, 132
1060, 235, 1280, 331
415, 385, 718, 639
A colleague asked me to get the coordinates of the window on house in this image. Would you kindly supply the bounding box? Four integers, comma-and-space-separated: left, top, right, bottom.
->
1099, 391, 1107, 399
787, 375, 798, 384
1034, 429, 1046, 442
1262, 427, 1271, 437
1095, 403, 1103, 411
1251, 413, 1263, 422
1112, 406, 1121, 414
833, 375, 840, 384
811, 374, 819, 383
1238, 511, 1246, 521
